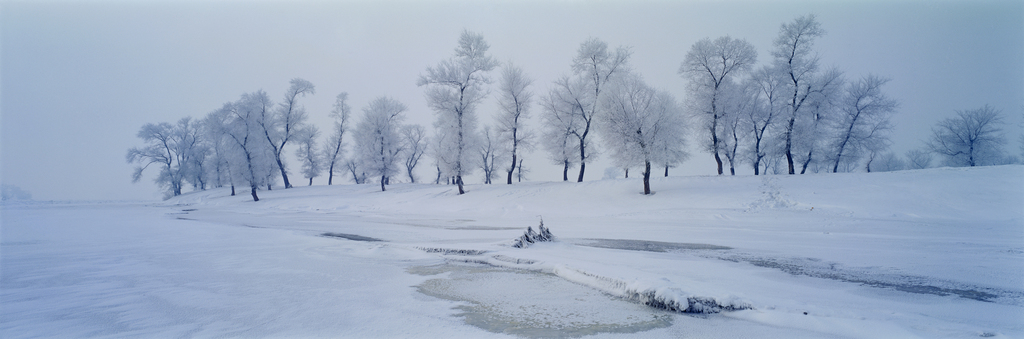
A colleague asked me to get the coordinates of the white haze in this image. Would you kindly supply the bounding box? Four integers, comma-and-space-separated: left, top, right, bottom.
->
1, 0, 1021, 201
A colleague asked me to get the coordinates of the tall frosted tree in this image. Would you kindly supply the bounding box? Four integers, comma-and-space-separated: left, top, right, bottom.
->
295, 126, 323, 186
260, 78, 315, 189
772, 15, 843, 174
209, 91, 278, 201
540, 76, 585, 181
927, 105, 1006, 167
202, 112, 236, 194
323, 93, 351, 185
828, 75, 898, 173
566, 38, 631, 182
743, 66, 784, 175
354, 97, 407, 192
680, 36, 757, 175
496, 62, 534, 184
418, 30, 498, 194
598, 73, 686, 195
794, 67, 844, 174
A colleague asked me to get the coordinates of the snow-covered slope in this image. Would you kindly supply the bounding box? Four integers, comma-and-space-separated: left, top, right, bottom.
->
4, 166, 1022, 338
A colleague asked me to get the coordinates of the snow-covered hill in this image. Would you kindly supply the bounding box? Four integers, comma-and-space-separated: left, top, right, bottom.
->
4, 166, 1022, 338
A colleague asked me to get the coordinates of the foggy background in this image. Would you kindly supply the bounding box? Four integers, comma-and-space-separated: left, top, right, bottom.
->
2, 0, 1021, 201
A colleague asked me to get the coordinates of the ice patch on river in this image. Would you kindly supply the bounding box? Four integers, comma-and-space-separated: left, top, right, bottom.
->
411, 264, 672, 337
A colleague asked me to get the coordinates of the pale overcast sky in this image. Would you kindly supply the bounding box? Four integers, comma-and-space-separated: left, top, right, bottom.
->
2, 0, 1022, 201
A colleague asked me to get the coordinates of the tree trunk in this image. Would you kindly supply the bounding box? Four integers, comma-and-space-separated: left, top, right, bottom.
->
309, 178, 313, 186
664, 165, 669, 177
328, 163, 335, 185
517, 159, 524, 182
714, 152, 723, 175
456, 175, 465, 194
562, 160, 569, 181
380, 175, 386, 192
577, 162, 586, 182
577, 138, 587, 182
642, 161, 651, 195
785, 116, 796, 175
250, 186, 259, 202
276, 157, 292, 189
624, 168, 629, 178
800, 149, 813, 174
507, 153, 516, 185
231, 185, 235, 196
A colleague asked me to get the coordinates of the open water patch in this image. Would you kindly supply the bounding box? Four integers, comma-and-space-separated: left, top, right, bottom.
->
410, 264, 672, 338
320, 232, 384, 242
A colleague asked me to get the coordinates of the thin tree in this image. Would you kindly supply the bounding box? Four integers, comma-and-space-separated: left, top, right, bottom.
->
479, 126, 501, 184
496, 62, 534, 184
904, 149, 932, 169
927, 105, 1006, 167
418, 30, 498, 194
680, 36, 757, 175
323, 92, 351, 185
354, 97, 407, 192
540, 76, 584, 181
744, 66, 783, 175
400, 124, 427, 183
568, 38, 631, 182
295, 126, 323, 186
772, 14, 842, 174
261, 78, 315, 189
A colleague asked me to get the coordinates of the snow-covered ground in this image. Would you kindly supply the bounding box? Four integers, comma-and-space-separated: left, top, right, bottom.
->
2, 166, 1022, 338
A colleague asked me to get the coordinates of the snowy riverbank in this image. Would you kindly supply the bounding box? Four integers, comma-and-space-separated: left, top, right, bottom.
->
3, 166, 1022, 337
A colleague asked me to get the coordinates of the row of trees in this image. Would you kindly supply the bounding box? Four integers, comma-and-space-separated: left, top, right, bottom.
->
129, 16, 1021, 200
679, 15, 899, 177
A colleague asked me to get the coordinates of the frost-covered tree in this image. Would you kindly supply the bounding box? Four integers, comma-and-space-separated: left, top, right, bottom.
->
400, 124, 427, 183
202, 113, 236, 194
345, 158, 367, 184
540, 76, 584, 181
208, 91, 278, 201
260, 78, 315, 189
790, 66, 844, 174
322, 93, 351, 185
927, 105, 1006, 167
743, 66, 784, 175
496, 62, 534, 184
828, 75, 898, 173
127, 117, 207, 198
872, 152, 905, 172
478, 126, 502, 184
295, 126, 322, 186
718, 83, 755, 176
354, 97, 407, 191
598, 73, 686, 195
680, 36, 757, 175
566, 38, 632, 182
418, 30, 498, 194
904, 149, 932, 170
772, 14, 843, 174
